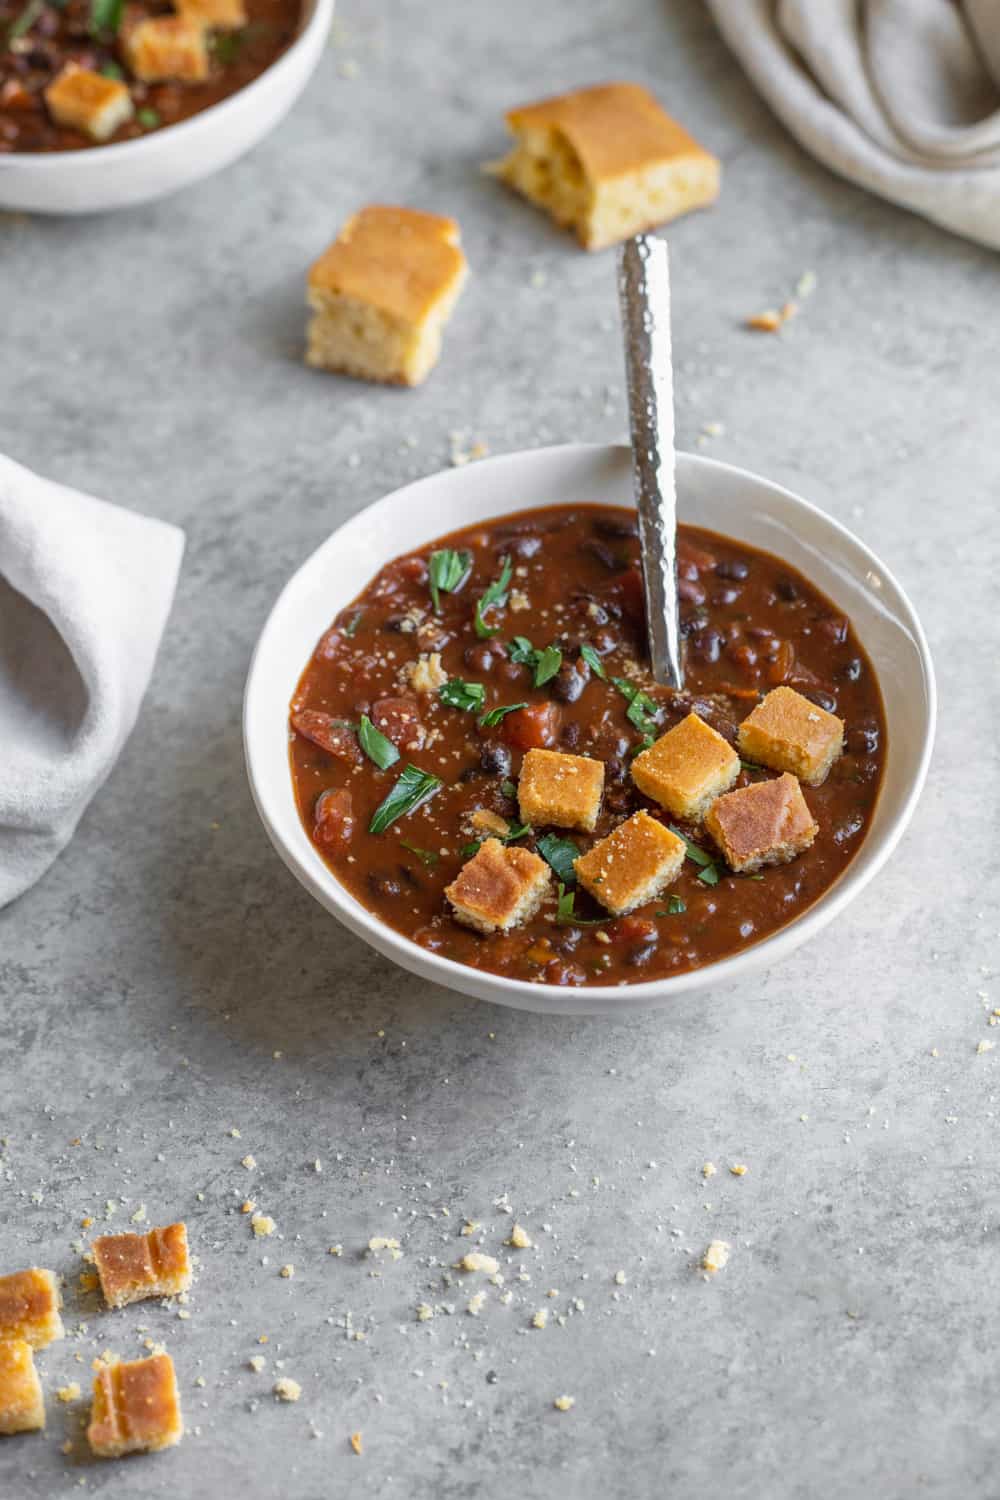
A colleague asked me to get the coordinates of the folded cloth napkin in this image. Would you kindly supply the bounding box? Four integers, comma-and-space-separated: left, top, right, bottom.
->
0, 453, 184, 908
708, 0, 1000, 249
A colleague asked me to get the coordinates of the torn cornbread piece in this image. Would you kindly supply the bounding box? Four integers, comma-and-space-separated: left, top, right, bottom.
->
87, 1352, 182, 1458
123, 16, 209, 82
92, 1224, 191, 1310
306, 205, 469, 386
444, 838, 551, 934
0, 1268, 63, 1349
631, 712, 739, 822
490, 82, 719, 251
517, 748, 604, 833
175, 0, 246, 25
737, 686, 844, 787
573, 810, 685, 916
0, 1340, 44, 1435
705, 773, 817, 874
44, 67, 134, 143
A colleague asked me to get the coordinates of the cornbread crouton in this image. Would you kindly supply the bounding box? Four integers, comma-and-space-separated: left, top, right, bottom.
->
0, 1268, 63, 1349
175, 0, 246, 26
573, 810, 685, 916
631, 712, 739, 822
490, 82, 719, 251
123, 16, 208, 82
705, 773, 817, 874
701, 1240, 730, 1274
0, 1341, 44, 1434
737, 686, 844, 787
44, 67, 133, 142
445, 838, 551, 934
87, 1353, 182, 1458
306, 205, 469, 386
517, 748, 604, 832
92, 1224, 192, 1310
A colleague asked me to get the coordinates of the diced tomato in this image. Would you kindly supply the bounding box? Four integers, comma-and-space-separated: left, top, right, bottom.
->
498, 703, 561, 751
313, 787, 355, 852
292, 711, 362, 764
611, 917, 658, 945
372, 696, 425, 750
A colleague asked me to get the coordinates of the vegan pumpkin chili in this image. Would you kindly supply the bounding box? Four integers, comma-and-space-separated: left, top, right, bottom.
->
289, 503, 886, 988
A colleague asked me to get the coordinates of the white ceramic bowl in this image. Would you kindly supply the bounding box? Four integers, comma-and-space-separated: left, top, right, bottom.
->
0, 0, 333, 214
244, 444, 936, 1017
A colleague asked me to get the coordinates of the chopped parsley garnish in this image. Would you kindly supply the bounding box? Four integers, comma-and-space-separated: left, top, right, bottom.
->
536, 833, 579, 886
669, 825, 722, 887
697, 864, 720, 887
399, 841, 438, 866
368, 764, 442, 834
478, 701, 527, 729
612, 677, 661, 739
358, 714, 400, 771
89, 0, 123, 36
137, 107, 161, 129
500, 779, 517, 799
740, 759, 767, 776
657, 894, 687, 915
210, 29, 243, 61
555, 883, 607, 926
503, 821, 532, 842
343, 608, 364, 637
474, 556, 512, 638
507, 635, 562, 686
428, 548, 473, 613
460, 841, 482, 857
99, 59, 124, 78
8, 0, 43, 35
507, 636, 536, 667
439, 678, 485, 713
579, 643, 608, 680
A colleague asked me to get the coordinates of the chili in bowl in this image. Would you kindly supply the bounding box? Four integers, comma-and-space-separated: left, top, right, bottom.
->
244, 444, 935, 1016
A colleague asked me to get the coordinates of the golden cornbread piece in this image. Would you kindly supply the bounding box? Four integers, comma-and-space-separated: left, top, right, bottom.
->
631, 712, 739, 822
0, 1268, 63, 1349
123, 16, 209, 82
175, 0, 246, 26
491, 82, 720, 251
737, 686, 844, 787
573, 810, 685, 916
306, 206, 469, 386
44, 67, 134, 142
87, 1353, 183, 1458
445, 838, 551, 934
517, 748, 604, 833
93, 1223, 191, 1310
0, 1340, 44, 1435
705, 773, 817, 874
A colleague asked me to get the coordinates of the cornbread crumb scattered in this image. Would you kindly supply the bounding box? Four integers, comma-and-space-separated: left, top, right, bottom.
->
416, 1303, 434, 1322
241, 1200, 255, 1214
613, 1269, 627, 1285
248, 1355, 265, 1373
350, 1430, 363, 1455
460, 1219, 481, 1236
251, 1215, 276, 1239
408, 652, 448, 695
467, 1291, 487, 1317
531, 1308, 548, 1329
273, 1377, 301, 1403
730, 1164, 748, 1176
241, 1155, 257, 1170
57, 1382, 81, 1402
702, 1162, 717, 1178
977, 1040, 994, 1054
456, 1252, 499, 1275
279, 1265, 294, 1279
507, 1224, 532, 1250
701, 1240, 731, 1274
554, 1395, 575, 1412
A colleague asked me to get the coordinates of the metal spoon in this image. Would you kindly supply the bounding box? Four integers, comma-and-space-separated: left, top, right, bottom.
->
617, 234, 684, 690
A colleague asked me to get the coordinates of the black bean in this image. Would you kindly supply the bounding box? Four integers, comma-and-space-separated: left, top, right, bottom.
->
582, 539, 622, 571
559, 721, 582, 749
802, 688, 838, 714
712, 587, 742, 607
775, 577, 800, 602
381, 614, 411, 633
554, 927, 582, 953
463, 642, 495, 673
550, 664, 585, 702
480, 743, 512, 776
840, 657, 863, 682
458, 766, 482, 782
833, 811, 865, 845
604, 756, 627, 784
692, 627, 723, 664
626, 942, 658, 968
593, 514, 639, 540
368, 873, 402, 899
500, 535, 541, 560
715, 559, 750, 581
847, 720, 879, 755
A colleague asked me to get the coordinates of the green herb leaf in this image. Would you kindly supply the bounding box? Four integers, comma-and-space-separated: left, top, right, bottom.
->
136, 107, 161, 129
428, 548, 473, 613
478, 701, 527, 729
474, 556, 512, 638
99, 59, 124, 78
612, 676, 661, 738
507, 636, 537, 667
369, 764, 442, 834
358, 714, 400, 771
500, 779, 517, 799
667, 826, 712, 867
210, 28, 243, 61
579, 643, 607, 680
657, 894, 687, 915
698, 864, 721, 887
536, 833, 579, 886
439, 678, 485, 713
555, 882, 607, 926
503, 821, 532, 843
460, 841, 482, 857
533, 644, 562, 687
8, 0, 43, 37
399, 841, 438, 866
88, 0, 123, 36
343, 609, 364, 637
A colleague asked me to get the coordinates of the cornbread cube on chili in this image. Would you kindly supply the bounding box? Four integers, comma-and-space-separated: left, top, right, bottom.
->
705, 772, 817, 874
445, 838, 551, 934
44, 67, 134, 142
631, 712, 739, 822
517, 748, 604, 833
737, 686, 844, 787
573, 810, 685, 916
93, 1223, 191, 1311
0, 1340, 44, 1435
306, 205, 469, 387
87, 1352, 182, 1458
175, 0, 246, 26
0, 1268, 63, 1349
123, 16, 209, 82
490, 82, 720, 252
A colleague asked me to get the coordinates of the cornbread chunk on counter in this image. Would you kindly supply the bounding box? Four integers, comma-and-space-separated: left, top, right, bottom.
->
573, 810, 685, 916
44, 68, 134, 142
87, 1353, 182, 1458
631, 712, 739, 822
123, 16, 209, 82
0, 1268, 63, 1349
0, 1340, 44, 1435
93, 1223, 192, 1310
491, 82, 720, 251
705, 773, 817, 874
175, 0, 247, 26
517, 748, 604, 832
445, 838, 551, 934
737, 686, 844, 787
306, 205, 469, 386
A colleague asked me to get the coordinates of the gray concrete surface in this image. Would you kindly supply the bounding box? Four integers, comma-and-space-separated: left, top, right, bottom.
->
2, 1, 998, 1495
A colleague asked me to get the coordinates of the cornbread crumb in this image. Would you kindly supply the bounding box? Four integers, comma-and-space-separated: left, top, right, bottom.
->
507, 1223, 532, 1250
613, 1269, 627, 1285
241, 1155, 257, 1170
460, 1219, 481, 1236
274, 1377, 301, 1402
456, 1252, 499, 1275
701, 1240, 731, 1274
241, 1200, 255, 1214
350, 1430, 363, 1455
746, 308, 783, 332
977, 1040, 994, 1054
730, 1163, 748, 1176
248, 1355, 265, 1372
57, 1382, 81, 1402
408, 652, 448, 695
328, 1245, 343, 1257
702, 1162, 717, 1178
531, 1308, 548, 1329
467, 1291, 486, 1316
554, 1395, 575, 1412
280, 1265, 294, 1279
416, 1303, 434, 1322
251, 1215, 276, 1238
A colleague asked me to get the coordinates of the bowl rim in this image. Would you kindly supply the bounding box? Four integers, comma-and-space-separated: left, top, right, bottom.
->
0, 0, 332, 173
243, 443, 937, 1011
